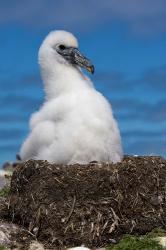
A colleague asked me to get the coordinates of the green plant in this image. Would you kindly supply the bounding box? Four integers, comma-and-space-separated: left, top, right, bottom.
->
108, 234, 166, 250
0, 185, 10, 197
0, 246, 10, 250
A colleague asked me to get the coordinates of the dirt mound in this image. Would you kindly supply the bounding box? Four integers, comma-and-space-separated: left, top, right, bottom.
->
6, 156, 166, 248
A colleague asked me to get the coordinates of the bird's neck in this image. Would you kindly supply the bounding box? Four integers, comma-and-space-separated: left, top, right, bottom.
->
40, 62, 92, 100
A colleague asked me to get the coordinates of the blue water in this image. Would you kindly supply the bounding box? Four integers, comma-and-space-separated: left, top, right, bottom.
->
0, 24, 166, 167
0, 67, 165, 167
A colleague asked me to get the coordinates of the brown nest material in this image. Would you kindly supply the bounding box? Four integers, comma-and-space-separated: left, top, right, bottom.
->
6, 155, 166, 248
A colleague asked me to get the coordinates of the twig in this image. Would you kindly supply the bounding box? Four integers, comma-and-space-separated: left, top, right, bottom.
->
109, 207, 119, 233
22, 228, 36, 237
65, 195, 76, 223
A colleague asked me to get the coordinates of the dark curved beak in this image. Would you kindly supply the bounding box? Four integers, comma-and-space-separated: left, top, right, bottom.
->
61, 47, 95, 74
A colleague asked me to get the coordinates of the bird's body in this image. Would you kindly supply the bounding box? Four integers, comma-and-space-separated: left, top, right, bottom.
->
20, 30, 123, 164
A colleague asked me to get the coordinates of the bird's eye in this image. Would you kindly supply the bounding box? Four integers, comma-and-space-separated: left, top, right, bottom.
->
59, 44, 66, 50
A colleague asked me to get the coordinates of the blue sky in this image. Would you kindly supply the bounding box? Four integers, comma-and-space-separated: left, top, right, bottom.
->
0, 0, 166, 165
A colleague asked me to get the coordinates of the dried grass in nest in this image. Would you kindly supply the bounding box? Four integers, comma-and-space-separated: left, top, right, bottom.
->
5, 155, 166, 248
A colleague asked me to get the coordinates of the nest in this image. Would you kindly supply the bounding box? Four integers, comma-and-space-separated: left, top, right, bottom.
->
7, 155, 166, 248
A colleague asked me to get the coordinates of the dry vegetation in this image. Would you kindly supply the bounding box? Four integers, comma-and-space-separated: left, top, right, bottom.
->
0, 155, 164, 249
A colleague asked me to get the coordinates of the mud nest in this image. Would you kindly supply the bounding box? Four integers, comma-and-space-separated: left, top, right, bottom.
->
6, 155, 166, 248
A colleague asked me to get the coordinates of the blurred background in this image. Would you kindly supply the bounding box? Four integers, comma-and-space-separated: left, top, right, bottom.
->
0, 0, 166, 166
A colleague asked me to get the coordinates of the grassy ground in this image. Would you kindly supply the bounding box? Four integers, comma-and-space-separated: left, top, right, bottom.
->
108, 231, 166, 250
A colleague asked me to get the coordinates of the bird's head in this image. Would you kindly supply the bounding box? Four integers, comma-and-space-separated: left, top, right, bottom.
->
39, 30, 94, 74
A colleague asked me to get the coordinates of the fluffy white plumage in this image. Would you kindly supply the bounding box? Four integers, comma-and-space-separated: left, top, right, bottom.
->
20, 30, 123, 164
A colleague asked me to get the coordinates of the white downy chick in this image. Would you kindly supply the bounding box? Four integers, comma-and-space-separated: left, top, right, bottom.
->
20, 30, 123, 164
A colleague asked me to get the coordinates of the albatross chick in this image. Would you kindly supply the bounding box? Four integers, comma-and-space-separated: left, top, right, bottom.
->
20, 30, 123, 164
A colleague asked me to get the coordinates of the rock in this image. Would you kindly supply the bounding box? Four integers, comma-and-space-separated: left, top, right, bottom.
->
0, 220, 24, 246
68, 248, 91, 250
28, 241, 46, 250
2, 155, 166, 248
